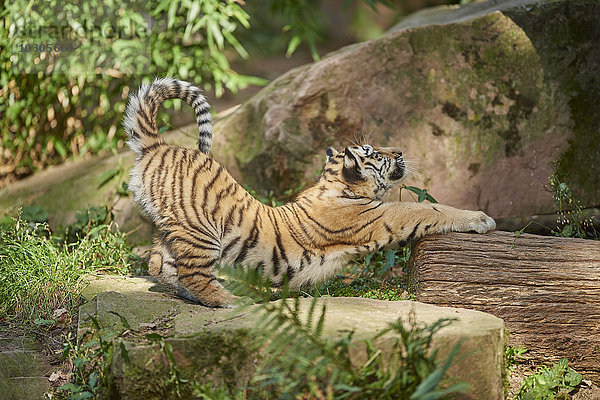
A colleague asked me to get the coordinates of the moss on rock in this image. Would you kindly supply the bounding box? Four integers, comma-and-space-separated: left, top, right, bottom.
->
505, 0, 600, 207
110, 331, 255, 399
398, 12, 550, 165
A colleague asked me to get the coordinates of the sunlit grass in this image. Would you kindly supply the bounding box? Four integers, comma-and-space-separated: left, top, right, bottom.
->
318, 246, 412, 301
0, 217, 132, 323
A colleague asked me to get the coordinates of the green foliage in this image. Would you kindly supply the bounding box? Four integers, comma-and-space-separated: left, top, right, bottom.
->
1, 0, 264, 187
505, 345, 528, 371
227, 268, 468, 399
319, 247, 411, 300
148, 335, 192, 398
266, 0, 399, 60
0, 0, 421, 190
319, 275, 410, 301
19, 204, 51, 236
150, 0, 265, 96
243, 184, 286, 207
504, 344, 528, 397
401, 185, 438, 204
62, 205, 112, 244
20, 204, 49, 224
270, 0, 324, 60
191, 383, 244, 400
361, 245, 411, 278
116, 181, 130, 197
516, 358, 582, 400
58, 318, 122, 400
0, 211, 134, 323
548, 171, 597, 239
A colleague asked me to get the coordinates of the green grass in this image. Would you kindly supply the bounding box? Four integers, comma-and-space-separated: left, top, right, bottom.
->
318, 247, 412, 301
0, 215, 134, 324
548, 170, 598, 239
318, 275, 410, 301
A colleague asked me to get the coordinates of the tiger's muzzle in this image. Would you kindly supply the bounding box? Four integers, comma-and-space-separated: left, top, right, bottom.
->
389, 154, 405, 181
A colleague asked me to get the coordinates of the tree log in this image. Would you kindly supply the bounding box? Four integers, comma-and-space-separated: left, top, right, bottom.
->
407, 231, 600, 382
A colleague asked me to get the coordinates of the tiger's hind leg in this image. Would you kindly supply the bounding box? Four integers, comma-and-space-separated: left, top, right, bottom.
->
149, 233, 179, 292
149, 233, 205, 303
176, 256, 239, 308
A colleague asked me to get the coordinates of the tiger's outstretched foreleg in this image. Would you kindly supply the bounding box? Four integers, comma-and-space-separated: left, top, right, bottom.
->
377, 202, 495, 245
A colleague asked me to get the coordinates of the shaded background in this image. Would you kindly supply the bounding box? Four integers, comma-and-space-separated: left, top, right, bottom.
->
1, 0, 462, 189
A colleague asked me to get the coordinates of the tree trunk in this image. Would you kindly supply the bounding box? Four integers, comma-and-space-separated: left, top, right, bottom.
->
407, 231, 600, 382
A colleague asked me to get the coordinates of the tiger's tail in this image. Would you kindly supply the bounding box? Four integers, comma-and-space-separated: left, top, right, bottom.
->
123, 77, 212, 156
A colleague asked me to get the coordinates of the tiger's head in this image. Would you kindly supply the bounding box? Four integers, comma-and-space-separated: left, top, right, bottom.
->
322, 144, 406, 199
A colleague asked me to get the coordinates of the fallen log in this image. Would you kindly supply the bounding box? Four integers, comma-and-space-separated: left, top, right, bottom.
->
407, 231, 600, 382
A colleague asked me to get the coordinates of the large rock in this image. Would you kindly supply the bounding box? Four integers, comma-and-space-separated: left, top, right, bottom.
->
79, 276, 505, 399
210, 0, 600, 218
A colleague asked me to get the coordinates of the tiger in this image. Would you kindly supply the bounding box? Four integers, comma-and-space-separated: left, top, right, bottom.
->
123, 77, 496, 307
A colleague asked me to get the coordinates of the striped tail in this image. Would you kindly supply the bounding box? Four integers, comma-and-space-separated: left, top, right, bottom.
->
123, 77, 212, 156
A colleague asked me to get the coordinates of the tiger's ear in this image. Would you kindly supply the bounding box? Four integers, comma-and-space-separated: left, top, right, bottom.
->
325, 147, 338, 163
342, 147, 365, 184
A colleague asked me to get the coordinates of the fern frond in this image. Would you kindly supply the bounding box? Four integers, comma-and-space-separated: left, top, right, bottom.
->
221, 265, 467, 399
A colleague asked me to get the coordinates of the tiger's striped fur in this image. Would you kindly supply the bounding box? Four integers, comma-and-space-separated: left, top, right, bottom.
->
124, 78, 496, 307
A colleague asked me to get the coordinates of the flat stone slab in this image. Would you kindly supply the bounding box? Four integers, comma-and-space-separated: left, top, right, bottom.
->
80, 276, 504, 399
0, 334, 51, 400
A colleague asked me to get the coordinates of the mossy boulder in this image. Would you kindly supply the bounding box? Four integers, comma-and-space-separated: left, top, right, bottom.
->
211, 0, 600, 218
79, 276, 505, 399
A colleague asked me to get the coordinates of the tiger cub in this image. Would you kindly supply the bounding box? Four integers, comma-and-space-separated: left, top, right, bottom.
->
123, 78, 496, 307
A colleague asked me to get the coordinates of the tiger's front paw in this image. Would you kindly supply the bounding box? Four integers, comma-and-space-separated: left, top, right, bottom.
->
456, 211, 496, 233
